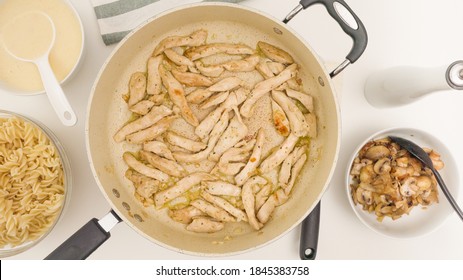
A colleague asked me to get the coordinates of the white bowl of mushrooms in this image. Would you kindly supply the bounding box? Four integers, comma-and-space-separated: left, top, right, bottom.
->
346, 127, 460, 239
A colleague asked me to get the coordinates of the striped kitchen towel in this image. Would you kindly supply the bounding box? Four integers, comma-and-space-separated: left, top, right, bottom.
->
91, 0, 245, 45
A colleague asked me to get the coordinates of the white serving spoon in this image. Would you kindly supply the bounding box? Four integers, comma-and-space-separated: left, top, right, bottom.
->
1, 11, 77, 126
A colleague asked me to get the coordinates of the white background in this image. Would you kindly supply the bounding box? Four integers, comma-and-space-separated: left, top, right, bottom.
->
1, 0, 463, 260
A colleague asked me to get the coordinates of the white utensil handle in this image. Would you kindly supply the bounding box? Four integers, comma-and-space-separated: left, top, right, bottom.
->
36, 57, 77, 126
364, 65, 452, 108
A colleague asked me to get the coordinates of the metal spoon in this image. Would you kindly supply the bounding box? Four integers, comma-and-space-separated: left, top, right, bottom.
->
389, 136, 463, 221
2, 11, 77, 126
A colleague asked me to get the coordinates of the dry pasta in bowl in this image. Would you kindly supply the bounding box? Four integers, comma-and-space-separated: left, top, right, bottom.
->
0, 110, 71, 257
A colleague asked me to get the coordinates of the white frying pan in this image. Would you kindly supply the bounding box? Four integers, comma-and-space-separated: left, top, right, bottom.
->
46, 0, 367, 259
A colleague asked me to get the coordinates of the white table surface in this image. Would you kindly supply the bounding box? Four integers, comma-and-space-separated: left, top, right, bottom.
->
2, 0, 463, 260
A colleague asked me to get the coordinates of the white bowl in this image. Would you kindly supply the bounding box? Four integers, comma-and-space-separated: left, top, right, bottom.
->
0, 0, 84, 95
346, 127, 460, 239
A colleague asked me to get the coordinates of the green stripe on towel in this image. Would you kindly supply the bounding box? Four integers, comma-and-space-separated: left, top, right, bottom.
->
102, 30, 131, 45
94, 0, 161, 19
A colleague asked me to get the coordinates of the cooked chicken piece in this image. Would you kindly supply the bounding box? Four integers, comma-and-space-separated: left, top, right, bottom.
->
272, 90, 310, 137
209, 113, 248, 161
286, 78, 302, 91
123, 152, 169, 182
201, 191, 247, 222
114, 105, 172, 143
203, 181, 242, 197
235, 129, 265, 186
159, 65, 198, 126
166, 131, 207, 152
143, 140, 175, 160
146, 55, 163, 95
220, 54, 259, 72
152, 29, 207, 56
148, 93, 165, 105
186, 217, 224, 233
199, 91, 229, 110
304, 113, 317, 138
267, 61, 285, 75
286, 89, 314, 113
271, 99, 290, 137
154, 172, 214, 207
191, 199, 235, 222
195, 89, 247, 140
256, 60, 274, 79
279, 146, 305, 187
127, 72, 147, 107
173, 110, 230, 163
169, 206, 204, 224
255, 184, 271, 212
186, 77, 242, 104
163, 49, 194, 66
126, 116, 176, 144
242, 176, 267, 230
195, 61, 224, 77
284, 153, 307, 195
125, 169, 159, 199
217, 139, 256, 175
130, 100, 155, 115
139, 150, 186, 177
257, 41, 294, 65
259, 133, 299, 174
171, 69, 213, 87
240, 64, 298, 118
185, 43, 254, 61
256, 195, 276, 224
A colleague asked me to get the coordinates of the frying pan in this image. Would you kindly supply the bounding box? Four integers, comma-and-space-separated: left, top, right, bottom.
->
46, 0, 367, 259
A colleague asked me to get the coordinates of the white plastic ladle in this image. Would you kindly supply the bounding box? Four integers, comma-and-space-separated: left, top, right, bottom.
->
2, 11, 77, 126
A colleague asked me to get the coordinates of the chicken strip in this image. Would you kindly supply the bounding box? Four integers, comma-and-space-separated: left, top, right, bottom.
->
201, 192, 247, 222
194, 88, 247, 140
257, 41, 294, 65
203, 181, 242, 197
130, 100, 155, 115
272, 90, 310, 137
173, 110, 229, 163
163, 49, 194, 66
278, 146, 305, 187
160, 65, 199, 126
154, 172, 214, 207
242, 176, 267, 230
152, 29, 207, 56
127, 72, 147, 107
255, 184, 271, 211
235, 129, 265, 186
256, 60, 274, 79
126, 116, 176, 144
123, 152, 169, 182
259, 133, 299, 174
267, 61, 285, 75
199, 91, 229, 110
191, 199, 235, 222
186, 217, 224, 233
114, 105, 172, 143
146, 55, 163, 95
186, 77, 242, 104
171, 69, 213, 87
209, 113, 248, 161
217, 139, 256, 175
271, 99, 290, 137
220, 54, 259, 72
284, 153, 307, 195
304, 113, 317, 138
240, 64, 298, 118
125, 169, 159, 199
166, 131, 207, 153
195, 61, 224, 77
143, 140, 174, 160
185, 43, 254, 61
169, 206, 204, 224
139, 150, 186, 177
286, 88, 314, 113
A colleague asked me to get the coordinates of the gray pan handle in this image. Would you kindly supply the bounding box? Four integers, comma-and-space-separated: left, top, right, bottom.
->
284, 0, 368, 77
299, 202, 320, 260
44, 210, 122, 260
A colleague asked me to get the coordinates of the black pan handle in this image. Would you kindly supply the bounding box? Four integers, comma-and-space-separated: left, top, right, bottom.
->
45, 210, 122, 260
299, 202, 321, 260
284, 0, 368, 77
